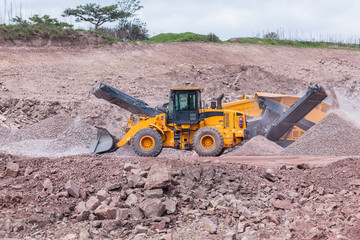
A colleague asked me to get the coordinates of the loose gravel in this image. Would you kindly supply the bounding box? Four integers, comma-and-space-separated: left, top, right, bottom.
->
283, 112, 360, 156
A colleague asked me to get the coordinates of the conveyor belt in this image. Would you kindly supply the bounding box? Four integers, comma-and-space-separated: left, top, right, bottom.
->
265, 84, 327, 141
92, 83, 159, 117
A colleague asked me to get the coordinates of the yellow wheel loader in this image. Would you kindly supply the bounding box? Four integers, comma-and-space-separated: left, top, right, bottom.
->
89, 83, 328, 156
90, 84, 249, 157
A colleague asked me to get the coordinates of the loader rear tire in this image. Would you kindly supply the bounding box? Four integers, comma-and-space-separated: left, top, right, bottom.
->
193, 127, 224, 157
132, 128, 163, 157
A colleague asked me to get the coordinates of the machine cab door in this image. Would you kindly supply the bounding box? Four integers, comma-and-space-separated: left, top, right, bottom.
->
167, 89, 200, 125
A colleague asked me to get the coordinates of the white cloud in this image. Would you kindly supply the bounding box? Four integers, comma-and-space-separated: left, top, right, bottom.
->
1, 0, 359, 42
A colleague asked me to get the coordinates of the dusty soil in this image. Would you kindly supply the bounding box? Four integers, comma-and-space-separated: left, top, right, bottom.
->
0, 42, 360, 239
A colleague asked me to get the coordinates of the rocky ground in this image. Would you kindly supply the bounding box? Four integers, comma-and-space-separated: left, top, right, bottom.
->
0, 42, 360, 239
1, 154, 360, 240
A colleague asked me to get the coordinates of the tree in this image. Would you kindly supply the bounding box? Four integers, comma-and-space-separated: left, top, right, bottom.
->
62, 3, 129, 31
116, 0, 148, 40
264, 31, 279, 40
117, 0, 143, 17
117, 18, 148, 40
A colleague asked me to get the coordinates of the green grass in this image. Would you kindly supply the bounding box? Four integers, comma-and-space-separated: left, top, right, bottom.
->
0, 23, 78, 40
144, 32, 222, 43
228, 37, 360, 50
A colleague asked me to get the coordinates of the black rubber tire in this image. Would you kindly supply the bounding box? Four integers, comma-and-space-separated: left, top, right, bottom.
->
216, 148, 225, 156
132, 128, 163, 157
193, 127, 224, 157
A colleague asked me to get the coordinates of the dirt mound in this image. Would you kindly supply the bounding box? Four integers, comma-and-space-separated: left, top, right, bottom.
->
283, 112, 360, 156
225, 135, 283, 156
0, 31, 110, 48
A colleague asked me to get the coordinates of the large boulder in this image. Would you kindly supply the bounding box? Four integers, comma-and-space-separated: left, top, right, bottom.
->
144, 164, 171, 190
139, 199, 165, 218
6, 162, 19, 177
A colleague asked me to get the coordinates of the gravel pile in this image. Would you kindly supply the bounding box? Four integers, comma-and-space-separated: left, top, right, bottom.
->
0, 116, 97, 157
225, 135, 283, 156
49, 116, 96, 153
23, 115, 74, 139
283, 112, 360, 156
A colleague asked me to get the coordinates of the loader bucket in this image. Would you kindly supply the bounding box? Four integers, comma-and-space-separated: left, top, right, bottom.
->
89, 127, 119, 154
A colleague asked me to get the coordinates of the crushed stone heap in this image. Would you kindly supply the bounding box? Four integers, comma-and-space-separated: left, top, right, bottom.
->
283, 112, 360, 156
225, 135, 283, 156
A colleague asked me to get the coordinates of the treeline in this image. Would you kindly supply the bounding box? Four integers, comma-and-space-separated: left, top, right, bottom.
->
0, 0, 148, 41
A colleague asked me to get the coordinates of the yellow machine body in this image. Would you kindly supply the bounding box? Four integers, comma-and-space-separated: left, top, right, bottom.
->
117, 109, 248, 150
222, 92, 330, 141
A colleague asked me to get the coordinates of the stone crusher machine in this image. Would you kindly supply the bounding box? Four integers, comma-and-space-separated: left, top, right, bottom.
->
222, 83, 329, 146
89, 83, 328, 156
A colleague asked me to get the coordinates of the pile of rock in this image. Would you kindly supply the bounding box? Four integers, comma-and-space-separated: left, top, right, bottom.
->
284, 112, 360, 156
226, 135, 283, 156
71, 163, 177, 237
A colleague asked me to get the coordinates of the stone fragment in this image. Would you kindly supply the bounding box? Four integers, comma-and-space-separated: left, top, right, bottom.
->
276, 193, 287, 200
151, 220, 166, 230
124, 163, 140, 172
65, 180, 80, 198
210, 195, 226, 208
24, 166, 34, 176
86, 196, 100, 210
57, 191, 69, 198
125, 193, 138, 207
75, 201, 87, 213
237, 221, 247, 233
80, 189, 87, 200
79, 228, 90, 240
287, 190, 299, 198
164, 199, 177, 214
117, 208, 129, 220
349, 179, 360, 186
194, 188, 207, 199
297, 163, 310, 170
77, 210, 91, 222
134, 225, 148, 234
96, 189, 109, 202
130, 207, 144, 221
267, 212, 280, 225
6, 162, 19, 177
144, 188, 163, 198
139, 199, 165, 218
224, 231, 236, 240
316, 186, 325, 195
94, 206, 117, 220
131, 168, 142, 175
43, 178, 53, 191
160, 233, 173, 240
303, 189, 311, 198
105, 182, 122, 191
299, 198, 308, 205
127, 174, 145, 188
202, 217, 217, 234
63, 234, 77, 240
88, 213, 97, 221
145, 164, 171, 190
272, 200, 292, 210
263, 169, 278, 182
153, 216, 170, 223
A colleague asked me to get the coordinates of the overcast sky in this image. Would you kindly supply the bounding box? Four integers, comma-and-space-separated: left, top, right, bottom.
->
2, 0, 360, 42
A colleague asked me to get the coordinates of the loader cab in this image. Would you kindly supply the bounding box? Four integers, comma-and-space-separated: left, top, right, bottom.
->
167, 88, 201, 125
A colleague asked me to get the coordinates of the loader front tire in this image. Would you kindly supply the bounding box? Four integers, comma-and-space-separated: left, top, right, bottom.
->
193, 127, 224, 156
132, 128, 163, 157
